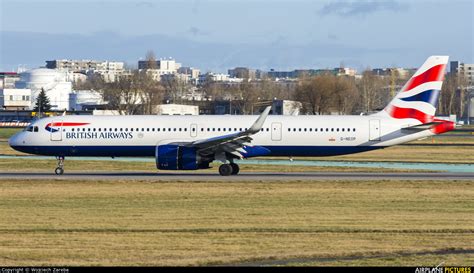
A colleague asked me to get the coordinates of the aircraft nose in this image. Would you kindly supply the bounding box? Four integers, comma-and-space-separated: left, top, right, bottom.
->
8, 132, 22, 147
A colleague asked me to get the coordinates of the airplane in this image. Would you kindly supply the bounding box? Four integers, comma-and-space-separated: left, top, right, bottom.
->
9, 56, 455, 176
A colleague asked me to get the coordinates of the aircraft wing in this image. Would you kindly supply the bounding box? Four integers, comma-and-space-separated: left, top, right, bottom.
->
189, 106, 271, 159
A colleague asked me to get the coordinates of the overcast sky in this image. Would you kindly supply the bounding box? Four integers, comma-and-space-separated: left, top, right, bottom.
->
0, 0, 473, 71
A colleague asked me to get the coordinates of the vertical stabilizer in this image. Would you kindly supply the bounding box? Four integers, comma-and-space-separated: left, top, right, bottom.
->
377, 56, 449, 124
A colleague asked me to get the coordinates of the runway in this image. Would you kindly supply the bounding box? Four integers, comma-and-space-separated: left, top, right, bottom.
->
1, 171, 473, 181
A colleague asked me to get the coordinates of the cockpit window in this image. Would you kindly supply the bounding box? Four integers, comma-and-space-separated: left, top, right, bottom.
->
25, 126, 33, 132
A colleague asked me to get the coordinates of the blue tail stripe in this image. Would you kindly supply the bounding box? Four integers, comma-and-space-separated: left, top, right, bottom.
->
399, 89, 439, 106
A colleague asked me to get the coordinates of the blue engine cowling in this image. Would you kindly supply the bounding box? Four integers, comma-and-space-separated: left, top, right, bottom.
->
156, 145, 207, 170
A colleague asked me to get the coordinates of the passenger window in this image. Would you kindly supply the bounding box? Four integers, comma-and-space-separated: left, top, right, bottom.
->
88, 128, 91, 132
207, 128, 210, 131
353, 128, 356, 132
120, 128, 123, 131
288, 128, 291, 132
304, 128, 307, 132
336, 128, 339, 132
325, 128, 328, 132
342, 128, 345, 132
201, 128, 204, 132
114, 128, 117, 132
157, 128, 160, 132
148, 128, 150, 132
72, 128, 75, 132
152, 128, 155, 132
293, 128, 296, 132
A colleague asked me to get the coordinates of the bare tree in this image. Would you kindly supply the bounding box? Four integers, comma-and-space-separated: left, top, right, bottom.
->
145, 50, 158, 70
135, 70, 164, 114
295, 74, 335, 115
333, 76, 358, 114
357, 69, 386, 113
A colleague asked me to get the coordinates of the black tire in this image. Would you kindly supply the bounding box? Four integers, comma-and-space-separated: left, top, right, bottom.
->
219, 164, 233, 176
55, 167, 64, 175
230, 163, 240, 175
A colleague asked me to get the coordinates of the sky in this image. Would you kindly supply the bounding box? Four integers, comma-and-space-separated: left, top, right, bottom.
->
0, 0, 473, 72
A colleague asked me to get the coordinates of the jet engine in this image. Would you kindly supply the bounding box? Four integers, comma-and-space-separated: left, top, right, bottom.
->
156, 145, 209, 170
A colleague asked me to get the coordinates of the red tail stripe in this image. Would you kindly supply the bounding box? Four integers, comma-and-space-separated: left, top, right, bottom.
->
386, 106, 433, 124
403, 64, 445, 92
47, 122, 90, 127
431, 119, 455, 134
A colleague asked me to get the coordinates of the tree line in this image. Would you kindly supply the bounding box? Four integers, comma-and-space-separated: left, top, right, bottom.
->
72, 56, 470, 117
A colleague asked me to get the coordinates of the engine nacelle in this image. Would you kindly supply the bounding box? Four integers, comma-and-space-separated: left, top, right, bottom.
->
156, 145, 208, 170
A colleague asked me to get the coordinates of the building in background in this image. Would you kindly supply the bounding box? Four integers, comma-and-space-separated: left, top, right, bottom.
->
228, 67, 256, 79
0, 88, 32, 110
153, 104, 199, 115
450, 61, 474, 86
138, 58, 182, 81
271, 100, 302, 115
0, 72, 21, 89
69, 90, 105, 111
46, 59, 125, 82
15, 68, 73, 111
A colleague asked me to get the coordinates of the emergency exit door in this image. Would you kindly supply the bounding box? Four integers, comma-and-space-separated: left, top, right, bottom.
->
369, 119, 381, 141
271, 122, 282, 141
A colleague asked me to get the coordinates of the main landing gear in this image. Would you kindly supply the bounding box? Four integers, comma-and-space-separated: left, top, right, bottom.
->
218, 163, 240, 176
55, 156, 65, 175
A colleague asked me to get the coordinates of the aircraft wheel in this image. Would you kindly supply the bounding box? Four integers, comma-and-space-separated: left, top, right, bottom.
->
219, 164, 233, 176
55, 167, 64, 175
230, 163, 240, 175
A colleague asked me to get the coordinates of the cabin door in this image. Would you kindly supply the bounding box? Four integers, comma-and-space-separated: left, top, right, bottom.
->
369, 119, 381, 141
271, 122, 282, 141
49, 120, 63, 141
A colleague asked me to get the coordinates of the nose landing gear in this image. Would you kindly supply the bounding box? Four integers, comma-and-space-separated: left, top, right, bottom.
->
55, 156, 65, 175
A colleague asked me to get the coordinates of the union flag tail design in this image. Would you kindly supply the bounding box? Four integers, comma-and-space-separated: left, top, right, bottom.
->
382, 56, 449, 124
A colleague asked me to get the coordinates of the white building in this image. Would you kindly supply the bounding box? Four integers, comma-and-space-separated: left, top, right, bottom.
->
16, 68, 73, 111
139, 58, 182, 81
272, 100, 302, 115
154, 104, 199, 115
0, 88, 32, 110
46, 59, 125, 82
451, 61, 474, 86
69, 90, 104, 111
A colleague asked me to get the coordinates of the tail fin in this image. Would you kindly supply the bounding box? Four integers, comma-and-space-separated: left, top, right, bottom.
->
379, 56, 449, 124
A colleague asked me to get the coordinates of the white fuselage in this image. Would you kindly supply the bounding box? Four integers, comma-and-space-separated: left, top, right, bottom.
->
9, 114, 434, 157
